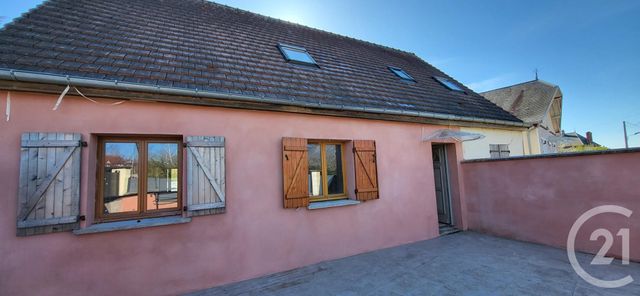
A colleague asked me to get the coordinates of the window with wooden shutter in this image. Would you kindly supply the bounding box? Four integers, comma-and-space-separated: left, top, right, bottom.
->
353, 140, 379, 201
17, 132, 82, 236
185, 136, 226, 217
282, 137, 309, 208
307, 141, 348, 202
96, 136, 182, 222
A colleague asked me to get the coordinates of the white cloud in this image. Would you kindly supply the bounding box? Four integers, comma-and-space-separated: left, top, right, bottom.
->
429, 57, 456, 68
466, 74, 514, 93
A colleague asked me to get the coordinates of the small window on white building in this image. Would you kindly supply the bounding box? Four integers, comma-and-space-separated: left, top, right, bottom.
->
489, 144, 510, 159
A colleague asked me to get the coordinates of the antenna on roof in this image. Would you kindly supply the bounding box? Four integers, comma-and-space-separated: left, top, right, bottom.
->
534, 68, 539, 80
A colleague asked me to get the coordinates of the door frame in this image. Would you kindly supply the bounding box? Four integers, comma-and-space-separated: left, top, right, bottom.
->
432, 144, 454, 225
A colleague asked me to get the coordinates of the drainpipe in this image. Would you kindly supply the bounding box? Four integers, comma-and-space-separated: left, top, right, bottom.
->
0, 68, 531, 128
525, 124, 537, 155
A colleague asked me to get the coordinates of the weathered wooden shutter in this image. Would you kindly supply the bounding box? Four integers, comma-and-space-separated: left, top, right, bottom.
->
282, 137, 309, 208
499, 144, 510, 158
17, 132, 82, 236
185, 136, 226, 217
489, 144, 510, 159
489, 144, 500, 159
353, 140, 379, 201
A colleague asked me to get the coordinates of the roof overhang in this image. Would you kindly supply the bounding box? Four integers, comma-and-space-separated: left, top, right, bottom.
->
0, 69, 530, 129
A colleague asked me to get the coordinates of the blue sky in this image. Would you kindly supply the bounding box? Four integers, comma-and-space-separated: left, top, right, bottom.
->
2, 1, 639, 148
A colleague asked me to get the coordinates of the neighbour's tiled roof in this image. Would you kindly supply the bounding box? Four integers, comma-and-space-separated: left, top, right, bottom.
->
481, 80, 559, 124
0, 0, 522, 123
551, 132, 599, 147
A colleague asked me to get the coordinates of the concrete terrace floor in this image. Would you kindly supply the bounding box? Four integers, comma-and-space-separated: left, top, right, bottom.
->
188, 232, 640, 296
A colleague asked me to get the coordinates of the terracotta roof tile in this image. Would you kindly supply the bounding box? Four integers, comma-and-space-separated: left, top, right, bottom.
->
0, 0, 521, 123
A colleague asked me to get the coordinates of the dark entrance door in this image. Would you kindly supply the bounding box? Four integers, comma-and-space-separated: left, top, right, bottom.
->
432, 144, 452, 225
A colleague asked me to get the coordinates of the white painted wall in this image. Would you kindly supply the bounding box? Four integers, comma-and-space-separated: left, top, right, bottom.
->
537, 127, 559, 154
460, 127, 527, 160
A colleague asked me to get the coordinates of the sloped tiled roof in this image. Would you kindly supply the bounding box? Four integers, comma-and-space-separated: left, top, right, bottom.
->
0, 0, 521, 123
481, 80, 559, 124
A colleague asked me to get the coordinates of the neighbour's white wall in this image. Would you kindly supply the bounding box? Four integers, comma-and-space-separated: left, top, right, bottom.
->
524, 127, 540, 154
460, 127, 526, 160
541, 112, 556, 132
536, 126, 559, 154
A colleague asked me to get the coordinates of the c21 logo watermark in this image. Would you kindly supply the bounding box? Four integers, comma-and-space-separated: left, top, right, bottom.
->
567, 205, 633, 288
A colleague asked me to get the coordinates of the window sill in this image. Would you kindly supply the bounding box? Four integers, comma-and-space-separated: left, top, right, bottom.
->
73, 216, 191, 235
307, 199, 360, 210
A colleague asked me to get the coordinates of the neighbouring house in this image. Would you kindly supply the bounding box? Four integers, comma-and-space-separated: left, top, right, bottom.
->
554, 131, 605, 152
463, 79, 564, 159
458, 125, 528, 159
0, 0, 529, 295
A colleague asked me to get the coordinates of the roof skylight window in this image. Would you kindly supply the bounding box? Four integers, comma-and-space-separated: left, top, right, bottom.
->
388, 66, 415, 81
278, 44, 317, 66
434, 76, 464, 91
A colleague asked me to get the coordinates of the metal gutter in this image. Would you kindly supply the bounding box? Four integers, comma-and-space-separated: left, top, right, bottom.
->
0, 68, 530, 128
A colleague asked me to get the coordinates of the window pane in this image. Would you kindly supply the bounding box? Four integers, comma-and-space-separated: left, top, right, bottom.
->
443, 80, 461, 91
326, 144, 344, 195
389, 67, 415, 81
308, 143, 323, 197
435, 76, 463, 91
146, 143, 179, 210
103, 142, 139, 214
393, 69, 411, 80
282, 47, 316, 64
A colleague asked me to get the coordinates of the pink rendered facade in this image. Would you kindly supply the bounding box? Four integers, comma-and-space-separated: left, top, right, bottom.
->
463, 152, 640, 262
0, 91, 464, 295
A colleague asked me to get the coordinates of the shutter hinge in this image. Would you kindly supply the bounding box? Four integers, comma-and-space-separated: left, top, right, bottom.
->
78, 215, 86, 221
182, 142, 188, 148
354, 189, 358, 194
183, 206, 188, 211
352, 147, 356, 153
81, 141, 88, 147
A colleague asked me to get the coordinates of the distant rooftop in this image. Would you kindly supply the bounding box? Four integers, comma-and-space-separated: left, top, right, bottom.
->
481, 79, 562, 128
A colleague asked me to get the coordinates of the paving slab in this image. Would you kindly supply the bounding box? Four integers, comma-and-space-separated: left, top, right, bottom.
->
188, 231, 640, 296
